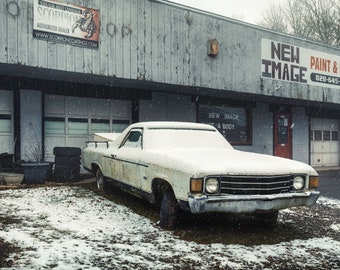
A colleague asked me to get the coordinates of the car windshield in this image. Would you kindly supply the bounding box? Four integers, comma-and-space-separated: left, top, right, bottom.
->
145, 128, 233, 150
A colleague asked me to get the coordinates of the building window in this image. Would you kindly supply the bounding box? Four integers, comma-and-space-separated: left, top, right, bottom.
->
332, 131, 339, 141
45, 117, 129, 135
323, 130, 331, 141
91, 119, 110, 133
112, 120, 130, 133
198, 104, 251, 145
314, 130, 322, 141
45, 117, 65, 134
68, 118, 88, 135
0, 114, 11, 133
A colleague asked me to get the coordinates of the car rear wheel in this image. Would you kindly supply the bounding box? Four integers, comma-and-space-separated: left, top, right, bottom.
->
159, 189, 179, 229
96, 169, 110, 193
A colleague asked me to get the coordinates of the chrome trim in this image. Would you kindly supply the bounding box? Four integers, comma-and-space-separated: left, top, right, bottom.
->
188, 191, 320, 214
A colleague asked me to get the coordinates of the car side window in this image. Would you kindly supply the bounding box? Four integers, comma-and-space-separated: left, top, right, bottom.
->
122, 129, 142, 148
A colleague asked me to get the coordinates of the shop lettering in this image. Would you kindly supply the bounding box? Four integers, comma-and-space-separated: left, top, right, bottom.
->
33, 30, 98, 48
310, 57, 331, 72
222, 123, 235, 130
37, 22, 57, 31
38, 0, 82, 14
208, 112, 239, 121
262, 41, 307, 83
37, 6, 81, 24
224, 113, 239, 121
208, 112, 220, 119
205, 122, 235, 130
271, 42, 300, 63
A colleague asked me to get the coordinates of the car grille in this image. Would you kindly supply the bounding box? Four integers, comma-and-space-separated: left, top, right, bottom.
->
219, 175, 293, 195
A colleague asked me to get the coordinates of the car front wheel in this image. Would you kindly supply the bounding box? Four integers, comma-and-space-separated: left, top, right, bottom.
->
159, 189, 179, 229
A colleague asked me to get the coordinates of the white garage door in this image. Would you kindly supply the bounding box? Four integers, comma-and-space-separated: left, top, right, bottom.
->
0, 90, 14, 154
44, 95, 131, 161
311, 118, 339, 167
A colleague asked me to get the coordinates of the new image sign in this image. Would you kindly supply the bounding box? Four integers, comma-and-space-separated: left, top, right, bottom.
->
33, 0, 100, 49
199, 105, 251, 144
261, 38, 340, 89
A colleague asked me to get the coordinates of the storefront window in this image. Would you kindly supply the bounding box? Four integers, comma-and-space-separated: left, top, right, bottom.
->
198, 104, 251, 144
0, 115, 11, 133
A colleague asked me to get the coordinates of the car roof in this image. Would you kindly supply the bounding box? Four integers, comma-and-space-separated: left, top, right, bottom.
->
129, 121, 217, 131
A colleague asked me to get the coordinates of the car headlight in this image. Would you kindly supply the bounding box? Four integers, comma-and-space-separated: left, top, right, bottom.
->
205, 177, 220, 194
293, 176, 305, 190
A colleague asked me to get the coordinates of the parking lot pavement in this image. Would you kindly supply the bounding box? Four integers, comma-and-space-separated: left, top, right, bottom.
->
316, 168, 340, 200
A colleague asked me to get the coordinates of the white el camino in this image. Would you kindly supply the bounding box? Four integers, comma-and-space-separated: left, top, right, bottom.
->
81, 121, 320, 228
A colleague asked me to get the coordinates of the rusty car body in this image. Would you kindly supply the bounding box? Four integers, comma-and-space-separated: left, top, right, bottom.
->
81, 122, 320, 228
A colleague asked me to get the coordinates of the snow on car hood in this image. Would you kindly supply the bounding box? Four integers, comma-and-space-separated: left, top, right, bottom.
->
145, 148, 317, 176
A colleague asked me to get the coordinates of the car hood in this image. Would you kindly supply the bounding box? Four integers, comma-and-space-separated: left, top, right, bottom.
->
145, 148, 317, 176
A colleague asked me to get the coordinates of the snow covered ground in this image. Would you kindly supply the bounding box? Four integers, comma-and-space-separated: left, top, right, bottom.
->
0, 186, 339, 269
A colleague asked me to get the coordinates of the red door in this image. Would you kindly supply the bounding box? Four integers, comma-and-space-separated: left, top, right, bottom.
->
274, 113, 292, 159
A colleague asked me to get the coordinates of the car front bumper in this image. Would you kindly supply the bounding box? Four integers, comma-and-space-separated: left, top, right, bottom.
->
187, 191, 320, 214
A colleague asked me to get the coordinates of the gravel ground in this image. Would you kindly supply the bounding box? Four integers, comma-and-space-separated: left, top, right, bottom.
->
0, 182, 339, 269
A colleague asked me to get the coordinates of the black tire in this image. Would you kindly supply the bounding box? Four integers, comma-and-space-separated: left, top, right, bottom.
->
53, 147, 81, 157
54, 165, 80, 182
159, 188, 179, 229
55, 156, 80, 166
96, 169, 112, 193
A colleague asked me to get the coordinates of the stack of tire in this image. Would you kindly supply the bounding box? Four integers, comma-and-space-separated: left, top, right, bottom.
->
53, 147, 81, 182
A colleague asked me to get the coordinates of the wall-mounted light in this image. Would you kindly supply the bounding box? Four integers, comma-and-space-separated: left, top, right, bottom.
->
208, 39, 219, 57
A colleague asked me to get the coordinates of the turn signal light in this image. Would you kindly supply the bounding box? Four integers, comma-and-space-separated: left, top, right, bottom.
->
190, 178, 203, 193
309, 176, 319, 189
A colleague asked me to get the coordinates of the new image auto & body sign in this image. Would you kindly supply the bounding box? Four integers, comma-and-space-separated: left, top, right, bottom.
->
261, 38, 340, 88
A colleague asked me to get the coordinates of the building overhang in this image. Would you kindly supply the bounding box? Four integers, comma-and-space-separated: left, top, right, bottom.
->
1, 63, 339, 111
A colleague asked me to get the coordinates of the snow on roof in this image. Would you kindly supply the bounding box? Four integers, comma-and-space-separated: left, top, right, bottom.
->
129, 121, 217, 130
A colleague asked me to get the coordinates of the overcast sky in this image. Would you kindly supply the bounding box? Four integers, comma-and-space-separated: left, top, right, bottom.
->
168, 0, 286, 24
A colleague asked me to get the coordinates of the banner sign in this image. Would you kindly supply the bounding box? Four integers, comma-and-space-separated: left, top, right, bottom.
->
33, 0, 100, 49
261, 38, 340, 88
199, 105, 250, 144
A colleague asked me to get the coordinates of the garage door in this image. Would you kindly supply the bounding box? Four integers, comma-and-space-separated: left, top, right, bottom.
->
44, 95, 131, 161
311, 118, 339, 167
0, 90, 14, 154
